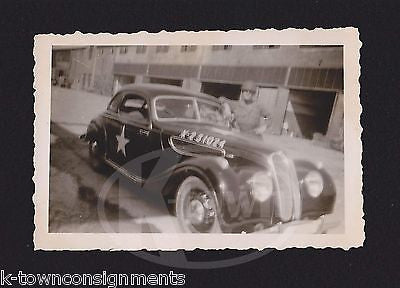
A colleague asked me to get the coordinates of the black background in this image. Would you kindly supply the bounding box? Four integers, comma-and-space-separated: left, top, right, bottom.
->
1, 0, 399, 286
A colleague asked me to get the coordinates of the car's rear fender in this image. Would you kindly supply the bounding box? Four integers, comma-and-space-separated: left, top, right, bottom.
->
84, 117, 107, 143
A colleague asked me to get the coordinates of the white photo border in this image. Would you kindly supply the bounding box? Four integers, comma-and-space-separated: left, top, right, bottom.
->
33, 29, 363, 250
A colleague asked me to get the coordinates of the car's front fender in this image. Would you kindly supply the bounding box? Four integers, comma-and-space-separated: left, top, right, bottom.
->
158, 156, 266, 225
294, 160, 336, 218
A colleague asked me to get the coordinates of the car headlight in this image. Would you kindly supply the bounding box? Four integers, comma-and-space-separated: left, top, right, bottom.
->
304, 171, 324, 198
247, 171, 274, 202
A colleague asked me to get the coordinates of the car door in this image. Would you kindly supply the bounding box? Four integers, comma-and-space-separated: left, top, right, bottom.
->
104, 91, 163, 179
103, 91, 125, 165
115, 94, 149, 174
102, 92, 145, 167
119, 93, 166, 180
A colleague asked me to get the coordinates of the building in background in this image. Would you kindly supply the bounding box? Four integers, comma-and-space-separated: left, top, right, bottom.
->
68, 46, 115, 95
52, 45, 344, 147
52, 47, 75, 87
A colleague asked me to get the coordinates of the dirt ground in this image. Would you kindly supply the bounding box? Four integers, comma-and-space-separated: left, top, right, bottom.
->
49, 87, 344, 233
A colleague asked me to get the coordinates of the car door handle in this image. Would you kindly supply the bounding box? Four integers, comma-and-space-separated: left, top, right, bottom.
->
139, 129, 150, 136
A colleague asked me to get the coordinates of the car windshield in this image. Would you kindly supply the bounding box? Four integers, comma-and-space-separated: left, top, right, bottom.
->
154, 96, 229, 127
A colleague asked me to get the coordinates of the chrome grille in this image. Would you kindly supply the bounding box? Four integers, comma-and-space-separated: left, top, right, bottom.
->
269, 152, 301, 222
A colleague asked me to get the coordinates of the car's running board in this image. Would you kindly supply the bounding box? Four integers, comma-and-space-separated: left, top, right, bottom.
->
104, 158, 145, 185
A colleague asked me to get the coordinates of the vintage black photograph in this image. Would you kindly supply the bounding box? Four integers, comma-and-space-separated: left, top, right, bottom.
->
48, 43, 345, 235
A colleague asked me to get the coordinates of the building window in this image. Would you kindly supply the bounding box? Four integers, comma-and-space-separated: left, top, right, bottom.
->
181, 45, 197, 52
253, 45, 281, 49
120, 46, 128, 54
57, 51, 70, 62
156, 46, 169, 53
299, 45, 343, 48
136, 46, 147, 54
211, 45, 232, 51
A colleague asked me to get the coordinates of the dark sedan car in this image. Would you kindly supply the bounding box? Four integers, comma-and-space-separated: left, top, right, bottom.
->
82, 84, 336, 233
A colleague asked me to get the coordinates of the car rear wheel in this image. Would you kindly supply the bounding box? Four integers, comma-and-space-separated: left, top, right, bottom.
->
175, 176, 222, 233
88, 139, 106, 172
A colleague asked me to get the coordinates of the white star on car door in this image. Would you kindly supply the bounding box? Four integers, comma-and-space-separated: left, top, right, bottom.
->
116, 125, 130, 157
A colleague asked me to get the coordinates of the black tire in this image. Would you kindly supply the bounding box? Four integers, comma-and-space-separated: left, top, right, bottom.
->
175, 176, 222, 233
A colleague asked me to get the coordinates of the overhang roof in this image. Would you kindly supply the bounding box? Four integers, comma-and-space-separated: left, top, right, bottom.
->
52, 45, 88, 51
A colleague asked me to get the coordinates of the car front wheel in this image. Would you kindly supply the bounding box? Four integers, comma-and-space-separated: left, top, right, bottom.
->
175, 176, 222, 233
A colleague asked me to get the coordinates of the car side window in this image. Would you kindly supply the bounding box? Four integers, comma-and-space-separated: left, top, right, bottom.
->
119, 94, 149, 125
107, 92, 124, 112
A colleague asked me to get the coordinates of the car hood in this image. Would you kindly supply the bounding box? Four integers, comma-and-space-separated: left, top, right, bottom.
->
156, 121, 280, 166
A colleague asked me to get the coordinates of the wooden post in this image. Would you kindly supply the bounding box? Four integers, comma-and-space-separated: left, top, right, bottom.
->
271, 88, 290, 135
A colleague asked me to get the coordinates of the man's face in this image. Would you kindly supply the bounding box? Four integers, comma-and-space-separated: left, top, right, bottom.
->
241, 89, 255, 103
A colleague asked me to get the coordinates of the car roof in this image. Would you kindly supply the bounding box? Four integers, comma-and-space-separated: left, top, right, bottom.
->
116, 83, 219, 102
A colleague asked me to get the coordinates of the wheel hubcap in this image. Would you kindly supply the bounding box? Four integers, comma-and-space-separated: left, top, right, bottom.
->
185, 192, 215, 230
177, 176, 220, 233
188, 199, 205, 225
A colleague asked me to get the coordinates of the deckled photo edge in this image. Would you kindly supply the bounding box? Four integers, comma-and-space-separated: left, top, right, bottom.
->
33, 28, 363, 251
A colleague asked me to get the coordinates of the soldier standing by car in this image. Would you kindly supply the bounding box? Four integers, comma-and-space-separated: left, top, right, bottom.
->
220, 80, 270, 136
